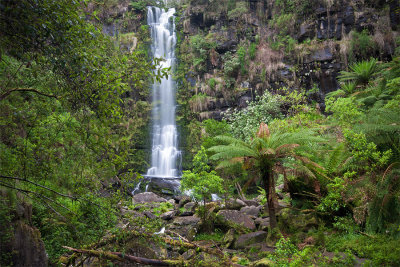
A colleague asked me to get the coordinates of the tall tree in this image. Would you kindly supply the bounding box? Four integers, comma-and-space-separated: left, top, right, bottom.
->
209, 123, 324, 228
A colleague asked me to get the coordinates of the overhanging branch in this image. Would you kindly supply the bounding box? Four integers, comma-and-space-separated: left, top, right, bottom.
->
0, 88, 58, 100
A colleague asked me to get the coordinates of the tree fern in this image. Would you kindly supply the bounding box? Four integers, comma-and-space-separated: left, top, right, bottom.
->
208, 123, 325, 229
339, 58, 379, 86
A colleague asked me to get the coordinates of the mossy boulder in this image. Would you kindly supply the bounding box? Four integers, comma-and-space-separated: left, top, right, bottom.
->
234, 231, 268, 249
216, 210, 256, 231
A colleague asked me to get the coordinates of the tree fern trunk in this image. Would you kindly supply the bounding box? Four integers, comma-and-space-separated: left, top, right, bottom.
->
262, 166, 277, 229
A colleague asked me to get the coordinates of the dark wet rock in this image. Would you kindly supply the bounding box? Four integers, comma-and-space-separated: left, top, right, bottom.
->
216, 39, 238, 53
178, 196, 191, 208
168, 216, 201, 241
310, 47, 333, 62
254, 217, 270, 231
298, 21, 315, 42
132, 192, 166, 204
217, 210, 256, 230
11, 221, 48, 267
173, 215, 201, 226
161, 210, 176, 220
343, 6, 355, 26
240, 205, 262, 217
242, 199, 259, 207
234, 231, 268, 249
225, 199, 247, 210
144, 211, 157, 219
180, 202, 196, 216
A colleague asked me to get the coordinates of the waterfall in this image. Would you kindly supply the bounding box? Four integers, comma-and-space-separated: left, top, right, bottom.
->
146, 6, 181, 179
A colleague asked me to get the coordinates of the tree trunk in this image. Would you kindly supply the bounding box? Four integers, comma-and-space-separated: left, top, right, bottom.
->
263, 167, 277, 229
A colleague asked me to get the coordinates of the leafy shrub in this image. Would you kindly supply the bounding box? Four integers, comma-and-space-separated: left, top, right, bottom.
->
223, 51, 240, 78
227, 2, 248, 21
325, 97, 362, 126
226, 91, 282, 141
201, 119, 230, 149
350, 30, 376, 61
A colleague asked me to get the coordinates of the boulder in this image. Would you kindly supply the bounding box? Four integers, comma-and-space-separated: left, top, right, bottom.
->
234, 231, 268, 249
225, 199, 247, 210
160, 210, 176, 220
132, 192, 166, 204
254, 217, 270, 231
310, 47, 333, 62
240, 205, 261, 217
144, 211, 157, 219
168, 216, 201, 241
11, 221, 48, 267
243, 199, 259, 207
178, 195, 191, 208
173, 215, 201, 226
180, 202, 196, 216
217, 210, 256, 230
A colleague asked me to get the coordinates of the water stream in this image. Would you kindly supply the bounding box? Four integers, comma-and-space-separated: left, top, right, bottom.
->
146, 5, 181, 180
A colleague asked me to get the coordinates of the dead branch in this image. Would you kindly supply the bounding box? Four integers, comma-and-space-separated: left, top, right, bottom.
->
0, 88, 58, 100
62, 246, 180, 266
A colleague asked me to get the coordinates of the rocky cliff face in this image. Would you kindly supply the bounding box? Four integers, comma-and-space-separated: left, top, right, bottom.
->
176, 0, 398, 120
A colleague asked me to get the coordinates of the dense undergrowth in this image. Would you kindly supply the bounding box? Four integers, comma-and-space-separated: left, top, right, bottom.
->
1, 0, 400, 266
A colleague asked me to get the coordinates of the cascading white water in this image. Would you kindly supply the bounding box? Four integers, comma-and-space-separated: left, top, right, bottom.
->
146, 5, 181, 178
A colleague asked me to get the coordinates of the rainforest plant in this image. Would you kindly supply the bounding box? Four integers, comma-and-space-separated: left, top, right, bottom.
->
209, 123, 324, 228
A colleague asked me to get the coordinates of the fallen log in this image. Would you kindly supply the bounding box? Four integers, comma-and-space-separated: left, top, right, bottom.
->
62, 246, 182, 266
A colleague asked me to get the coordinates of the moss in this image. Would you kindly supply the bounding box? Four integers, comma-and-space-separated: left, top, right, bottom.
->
325, 233, 400, 265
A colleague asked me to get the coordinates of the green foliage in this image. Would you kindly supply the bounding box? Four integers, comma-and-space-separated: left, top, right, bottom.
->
225, 91, 282, 141
194, 229, 224, 241
270, 13, 295, 36
223, 51, 241, 79
209, 123, 325, 228
349, 30, 376, 61
249, 42, 257, 60
344, 130, 392, 173
325, 97, 362, 127
180, 147, 225, 202
317, 177, 346, 214
227, 1, 248, 21
339, 58, 379, 87
32, 194, 117, 260
267, 236, 299, 265
237, 45, 247, 75
208, 78, 217, 89
201, 119, 231, 149
190, 34, 216, 72
325, 233, 400, 265
129, 0, 148, 11
0, 192, 14, 266
366, 169, 400, 233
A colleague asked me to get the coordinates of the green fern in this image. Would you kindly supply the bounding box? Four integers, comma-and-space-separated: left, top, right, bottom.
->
339, 58, 379, 86
209, 123, 325, 229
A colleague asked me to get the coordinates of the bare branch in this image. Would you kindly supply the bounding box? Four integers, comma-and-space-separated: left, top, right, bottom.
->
0, 175, 77, 200
0, 88, 58, 100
